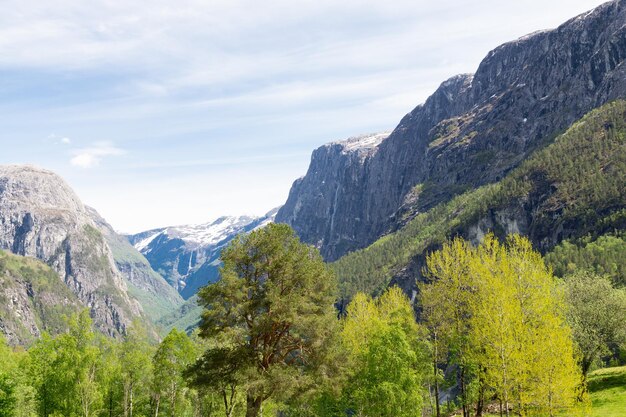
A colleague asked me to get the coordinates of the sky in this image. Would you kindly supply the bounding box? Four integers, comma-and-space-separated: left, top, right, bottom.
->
0, 0, 608, 233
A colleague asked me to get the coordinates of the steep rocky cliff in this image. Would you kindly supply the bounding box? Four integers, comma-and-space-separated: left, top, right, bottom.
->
277, 133, 390, 260
0, 165, 153, 339
333, 100, 626, 300
278, 0, 626, 261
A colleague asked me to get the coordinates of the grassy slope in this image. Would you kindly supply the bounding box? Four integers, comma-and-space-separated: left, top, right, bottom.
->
333, 100, 626, 298
586, 366, 626, 417
480, 366, 626, 416
155, 294, 203, 335
102, 224, 184, 325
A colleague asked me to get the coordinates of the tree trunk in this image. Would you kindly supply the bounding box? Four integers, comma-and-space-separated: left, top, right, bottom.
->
130, 384, 134, 417
475, 372, 486, 417
124, 384, 129, 417
245, 395, 262, 417
460, 367, 468, 417
223, 386, 236, 417
433, 341, 441, 417
475, 390, 484, 417
169, 390, 177, 417
154, 394, 160, 417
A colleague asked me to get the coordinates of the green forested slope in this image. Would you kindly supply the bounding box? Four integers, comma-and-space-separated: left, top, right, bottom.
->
333, 101, 626, 298
546, 233, 626, 287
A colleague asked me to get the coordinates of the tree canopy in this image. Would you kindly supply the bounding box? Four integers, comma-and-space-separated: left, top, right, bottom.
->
191, 223, 339, 417
420, 234, 582, 417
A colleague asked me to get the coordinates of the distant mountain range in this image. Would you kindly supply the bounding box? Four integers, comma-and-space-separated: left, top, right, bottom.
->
127, 209, 278, 299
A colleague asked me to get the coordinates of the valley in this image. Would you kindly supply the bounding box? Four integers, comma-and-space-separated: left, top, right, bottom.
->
0, 1, 625, 416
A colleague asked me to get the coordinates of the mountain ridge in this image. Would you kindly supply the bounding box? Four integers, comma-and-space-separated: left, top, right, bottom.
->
332, 100, 626, 300
277, 0, 626, 261
0, 165, 180, 341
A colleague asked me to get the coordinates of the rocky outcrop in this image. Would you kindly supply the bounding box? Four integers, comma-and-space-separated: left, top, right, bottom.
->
278, 0, 626, 261
128, 208, 278, 299
277, 133, 390, 261
0, 250, 83, 345
0, 165, 142, 338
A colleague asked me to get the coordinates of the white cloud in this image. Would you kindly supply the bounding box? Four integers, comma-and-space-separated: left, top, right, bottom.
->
46, 133, 72, 145
70, 142, 125, 168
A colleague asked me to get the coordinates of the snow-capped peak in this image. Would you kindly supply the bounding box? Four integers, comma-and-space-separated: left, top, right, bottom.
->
166, 215, 258, 247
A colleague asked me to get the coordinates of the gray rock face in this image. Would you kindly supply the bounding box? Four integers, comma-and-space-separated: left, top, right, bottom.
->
0, 165, 142, 337
277, 133, 390, 261
0, 250, 83, 345
277, 0, 626, 261
128, 208, 278, 299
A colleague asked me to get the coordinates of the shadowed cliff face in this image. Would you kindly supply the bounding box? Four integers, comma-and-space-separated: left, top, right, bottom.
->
277, 0, 626, 261
0, 165, 143, 338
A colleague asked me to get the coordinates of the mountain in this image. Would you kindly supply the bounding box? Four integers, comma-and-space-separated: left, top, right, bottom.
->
0, 165, 180, 342
332, 100, 626, 300
277, 132, 391, 258
277, 0, 626, 261
128, 208, 278, 299
87, 207, 183, 323
0, 250, 83, 345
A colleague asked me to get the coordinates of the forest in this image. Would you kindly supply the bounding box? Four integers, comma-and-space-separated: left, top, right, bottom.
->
1, 224, 624, 417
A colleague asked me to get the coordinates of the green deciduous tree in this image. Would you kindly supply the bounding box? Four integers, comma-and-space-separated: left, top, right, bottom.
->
25, 310, 102, 417
563, 271, 626, 379
337, 287, 428, 417
191, 223, 339, 417
120, 321, 154, 417
421, 235, 582, 417
420, 238, 477, 417
0, 335, 17, 417
152, 328, 196, 417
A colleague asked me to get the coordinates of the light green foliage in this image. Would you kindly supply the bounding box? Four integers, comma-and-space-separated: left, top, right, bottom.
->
420, 238, 480, 417
192, 224, 339, 417
421, 235, 582, 417
120, 321, 155, 417
332, 288, 428, 417
563, 271, 626, 377
152, 329, 196, 417
26, 310, 102, 417
0, 335, 17, 417
98, 337, 124, 417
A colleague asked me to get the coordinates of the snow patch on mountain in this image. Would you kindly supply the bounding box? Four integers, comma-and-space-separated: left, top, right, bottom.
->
166, 215, 257, 247
135, 231, 163, 252
329, 132, 391, 153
